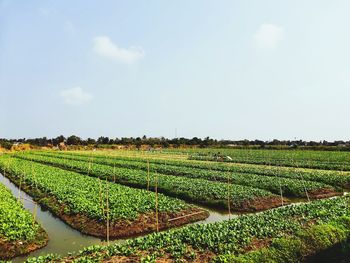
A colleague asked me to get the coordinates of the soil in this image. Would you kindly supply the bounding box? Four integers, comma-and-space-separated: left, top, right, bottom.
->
0, 228, 48, 260
244, 237, 272, 252
235, 196, 284, 212
102, 250, 216, 263
308, 188, 343, 199
59, 207, 209, 238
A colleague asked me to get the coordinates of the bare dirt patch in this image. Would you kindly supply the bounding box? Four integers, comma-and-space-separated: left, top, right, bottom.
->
236, 196, 284, 212
308, 188, 343, 199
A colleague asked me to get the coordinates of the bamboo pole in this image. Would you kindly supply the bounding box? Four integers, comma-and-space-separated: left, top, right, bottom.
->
168, 211, 206, 222
98, 177, 105, 218
155, 172, 159, 232
269, 153, 284, 206
294, 159, 310, 202
87, 151, 93, 176
227, 171, 231, 219
18, 169, 23, 201
33, 202, 38, 228
113, 161, 116, 183
3, 157, 9, 183
147, 160, 150, 191
106, 178, 110, 245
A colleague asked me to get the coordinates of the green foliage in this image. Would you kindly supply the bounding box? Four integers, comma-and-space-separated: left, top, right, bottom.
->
214, 217, 350, 263
188, 148, 350, 171
0, 156, 189, 222
35, 150, 350, 189
31, 151, 339, 198
0, 183, 40, 242
16, 152, 279, 210
25, 195, 350, 262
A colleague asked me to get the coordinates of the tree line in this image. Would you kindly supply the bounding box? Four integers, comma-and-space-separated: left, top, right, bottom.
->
1, 136, 350, 150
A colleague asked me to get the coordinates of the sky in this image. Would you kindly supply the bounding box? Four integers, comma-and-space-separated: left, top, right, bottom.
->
0, 0, 349, 141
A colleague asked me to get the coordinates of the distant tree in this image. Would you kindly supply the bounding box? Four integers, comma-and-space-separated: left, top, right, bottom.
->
66, 135, 82, 145
97, 136, 110, 144
86, 138, 96, 145
0, 141, 13, 150
52, 135, 65, 146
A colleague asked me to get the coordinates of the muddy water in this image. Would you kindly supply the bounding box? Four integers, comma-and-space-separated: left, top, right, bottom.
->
0, 173, 123, 263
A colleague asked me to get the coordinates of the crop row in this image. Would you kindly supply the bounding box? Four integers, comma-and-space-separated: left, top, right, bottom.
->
0, 181, 47, 259
30, 151, 341, 198
0, 155, 205, 238
35, 151, 350, 188
15, 153, 282, 211
25, 195, 350, 262
169, 147, 350, 162
187, 149, 350, 171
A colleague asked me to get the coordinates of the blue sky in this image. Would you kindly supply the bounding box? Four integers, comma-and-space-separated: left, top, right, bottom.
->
0, 0, 349, 141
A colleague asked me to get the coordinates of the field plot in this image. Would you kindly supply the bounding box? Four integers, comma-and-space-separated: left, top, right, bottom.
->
26, 195, 350, 262
0, 182, 47, 259
16, 152, 285, 212
0, 155, 208, 239
186, 148, 350, 171
28, 151, 345, 199
35, 150, 350, 188
1, 149, 349, 262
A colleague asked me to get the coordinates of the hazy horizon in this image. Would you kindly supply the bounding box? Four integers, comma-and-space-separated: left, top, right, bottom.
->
1, 1, 349, 141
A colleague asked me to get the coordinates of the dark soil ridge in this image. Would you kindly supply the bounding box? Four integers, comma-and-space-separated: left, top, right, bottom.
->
234, 196, 284, 212
0, 168, 209, 239
0, 225, 48, 260
308, 188, 343, 199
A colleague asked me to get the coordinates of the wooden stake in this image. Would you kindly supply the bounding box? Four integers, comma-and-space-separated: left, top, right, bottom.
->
147, 160, 150, 191
33, 202, 38, 228
3, 157, 9, 183
113, 162, 116, 183
106, 178, 110, 245
98, 177, 105, 217
293, 159, 310, 202
87, 152, 93, 176
227, 172, 231, 219
269, 154, 284, 206
155, 172, 159, 232
18, 170, 22, 201
168, 211, 206, 222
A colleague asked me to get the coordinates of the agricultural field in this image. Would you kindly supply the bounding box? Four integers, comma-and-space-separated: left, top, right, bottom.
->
35, 150, 350, 188
183, 148, 350, 171
15, 152, 285, 211
0, 182, 47, 259
23, 150, 348, 199
26, 195, 350, 262
0, 155, 208, 239
4, 1, 350, 261
0, 149, 349, 262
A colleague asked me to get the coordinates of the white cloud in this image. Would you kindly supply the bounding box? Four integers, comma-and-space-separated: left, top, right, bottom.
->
60, 87, 93, 106
254, 24, 285, 49
93, 36, 144, 64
